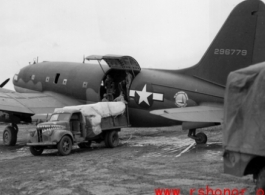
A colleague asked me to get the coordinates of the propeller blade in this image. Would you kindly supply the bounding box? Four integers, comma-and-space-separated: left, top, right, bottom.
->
0, 78, 10, 88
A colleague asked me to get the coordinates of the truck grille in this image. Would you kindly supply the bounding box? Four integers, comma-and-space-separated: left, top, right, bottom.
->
37, 129, 43, 142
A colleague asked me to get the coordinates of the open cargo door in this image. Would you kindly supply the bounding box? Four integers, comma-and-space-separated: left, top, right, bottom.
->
85, 55, 141, 77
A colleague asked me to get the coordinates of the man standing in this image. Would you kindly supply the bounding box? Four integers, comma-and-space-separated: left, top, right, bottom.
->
114, 91, 128, 104
104, 75, 114, 101
101, 94, 109, 102
125, 71, 132, 100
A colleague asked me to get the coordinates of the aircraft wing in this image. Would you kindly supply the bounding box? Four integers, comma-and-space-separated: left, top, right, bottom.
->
150, 104, 223, 123
0, 90, 83, 115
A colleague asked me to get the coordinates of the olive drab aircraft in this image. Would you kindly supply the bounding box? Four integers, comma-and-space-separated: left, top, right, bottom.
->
2, 0, 265, 146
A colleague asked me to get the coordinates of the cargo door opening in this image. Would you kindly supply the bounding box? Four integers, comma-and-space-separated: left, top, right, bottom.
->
100, 69, 139, 101
84, 55, 141, 102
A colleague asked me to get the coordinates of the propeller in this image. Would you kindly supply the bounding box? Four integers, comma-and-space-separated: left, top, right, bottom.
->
83, 55, 86, 63
0, 78, 10, 88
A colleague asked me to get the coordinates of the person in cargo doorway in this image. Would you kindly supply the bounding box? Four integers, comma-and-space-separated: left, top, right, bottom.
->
118, 80, 126, 98
125, 71, 132, 100
101, 94, 109, 102
104, 75, 114, 101
114, 91, 128, 104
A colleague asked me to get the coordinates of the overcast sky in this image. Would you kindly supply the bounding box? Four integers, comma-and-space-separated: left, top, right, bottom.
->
0, 0, 244, 90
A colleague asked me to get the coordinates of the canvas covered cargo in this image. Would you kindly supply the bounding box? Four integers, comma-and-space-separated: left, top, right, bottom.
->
60, 102, 126, 118
224, 62, 265, 156
56, 102, 126, 135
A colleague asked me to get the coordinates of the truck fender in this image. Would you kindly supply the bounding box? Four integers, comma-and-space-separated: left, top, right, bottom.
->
51, 130, 74, 144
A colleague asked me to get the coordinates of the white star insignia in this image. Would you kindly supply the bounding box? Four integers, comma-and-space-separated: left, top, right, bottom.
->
136, 85, 152, 105
129, 84, 164, 106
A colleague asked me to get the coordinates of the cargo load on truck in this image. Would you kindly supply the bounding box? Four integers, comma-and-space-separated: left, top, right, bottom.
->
59, 102, 126, 135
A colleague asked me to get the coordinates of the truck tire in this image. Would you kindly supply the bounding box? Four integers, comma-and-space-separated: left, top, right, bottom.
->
195, 132, 207, 144
105, 131, 119, 148
256, 167, 265, 192
3, 126, 17, 146
57, 136, 72, 156
78, 141, 91, 149
29, 146, 44, 156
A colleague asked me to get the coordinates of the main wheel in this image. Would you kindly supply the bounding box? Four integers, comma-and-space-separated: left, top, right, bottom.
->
29, 146, 44, 156
78, 141, 91, 149
195, 132, 207, 144
256, 167, 265, 192
57, 136, 72, 156
3, 126, 17, 146
105, 131, 119, 148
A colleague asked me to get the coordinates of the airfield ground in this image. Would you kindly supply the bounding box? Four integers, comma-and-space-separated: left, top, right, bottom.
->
0, 124, 255, 195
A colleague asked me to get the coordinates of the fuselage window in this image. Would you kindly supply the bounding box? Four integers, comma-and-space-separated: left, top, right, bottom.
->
63, 79, 67, 85
46, 77, 50, 82
83, 82, 88, 88
31, 75, 35, 80
54, 73, 60, 84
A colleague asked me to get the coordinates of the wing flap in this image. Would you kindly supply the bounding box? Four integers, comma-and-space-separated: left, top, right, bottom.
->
150, 104, 223, 123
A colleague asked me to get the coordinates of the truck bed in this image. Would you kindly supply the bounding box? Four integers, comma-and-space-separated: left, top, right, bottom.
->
101, 113, 129, 130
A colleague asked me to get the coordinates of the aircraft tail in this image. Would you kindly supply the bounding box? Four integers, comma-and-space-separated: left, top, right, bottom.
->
185, 0, 265, 86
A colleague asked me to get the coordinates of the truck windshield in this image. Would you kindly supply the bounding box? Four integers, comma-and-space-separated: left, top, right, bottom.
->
49, 113, 71, 122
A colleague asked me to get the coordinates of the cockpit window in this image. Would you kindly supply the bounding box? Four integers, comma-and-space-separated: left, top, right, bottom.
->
49, 113, 71, 122
13, 74, 18, 82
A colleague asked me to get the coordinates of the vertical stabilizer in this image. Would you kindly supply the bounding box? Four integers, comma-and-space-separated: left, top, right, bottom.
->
186, 0, 265, 86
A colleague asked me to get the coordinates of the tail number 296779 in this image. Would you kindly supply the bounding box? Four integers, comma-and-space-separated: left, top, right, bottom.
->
214, 49, 247, 56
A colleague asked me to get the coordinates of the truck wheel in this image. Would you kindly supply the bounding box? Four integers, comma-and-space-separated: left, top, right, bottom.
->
57, 136, 72, 156
3, 126, 17, 146
195, 132, 207, 144
256, 167, 265, 192
29, 146, 44, 156
78, 141, 91, 149
105, 131, 119, 148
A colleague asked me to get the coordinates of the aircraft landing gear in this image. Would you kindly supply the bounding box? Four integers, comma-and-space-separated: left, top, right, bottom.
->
188, 129, 207, 144
3, 123, 18, 146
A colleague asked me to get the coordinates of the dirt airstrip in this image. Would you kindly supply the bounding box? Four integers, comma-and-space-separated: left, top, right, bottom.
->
0, 125, 255, 195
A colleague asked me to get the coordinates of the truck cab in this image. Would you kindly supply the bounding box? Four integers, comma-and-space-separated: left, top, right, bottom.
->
27, 102, 129, 156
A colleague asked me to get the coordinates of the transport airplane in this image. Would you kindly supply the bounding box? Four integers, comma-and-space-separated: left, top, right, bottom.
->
1, 0, 265, 146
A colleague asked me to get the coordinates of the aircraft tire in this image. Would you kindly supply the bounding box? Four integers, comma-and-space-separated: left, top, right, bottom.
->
78, 141, 91, 149
256, 167, 265, 192
105, 130, 119, 148
3, 126, 17, 146
57, 136, 72, 156
29, 146, 44, 156
195, 132, 207, 144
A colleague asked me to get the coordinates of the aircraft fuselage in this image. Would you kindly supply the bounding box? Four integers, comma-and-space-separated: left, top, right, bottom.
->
13, 62, 224, 127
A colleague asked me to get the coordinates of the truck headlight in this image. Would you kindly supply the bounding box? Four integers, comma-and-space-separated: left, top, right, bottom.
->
46, 129, 53, 136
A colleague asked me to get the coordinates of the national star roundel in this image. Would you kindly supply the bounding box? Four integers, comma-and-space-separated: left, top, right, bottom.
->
129, 84, 164, 109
